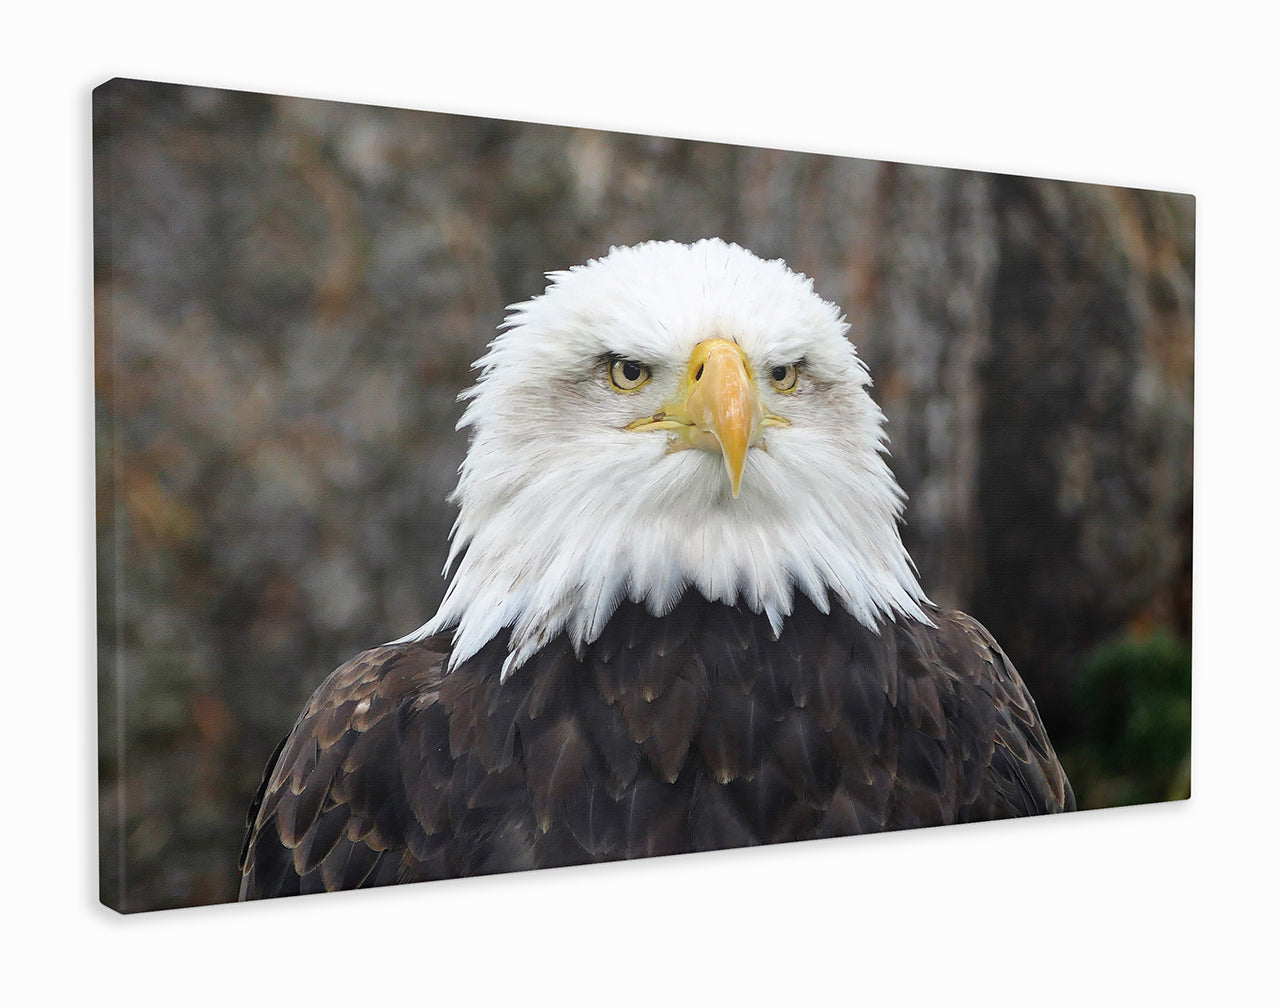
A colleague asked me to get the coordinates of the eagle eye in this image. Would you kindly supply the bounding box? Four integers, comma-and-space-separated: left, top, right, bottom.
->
769, 363, 799, 393
608, 357, 652, 392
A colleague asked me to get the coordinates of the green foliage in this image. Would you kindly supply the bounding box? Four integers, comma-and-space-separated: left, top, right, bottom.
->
1064, 630, 1192, 809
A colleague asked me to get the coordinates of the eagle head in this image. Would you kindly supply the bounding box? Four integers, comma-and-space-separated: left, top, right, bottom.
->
412, 238, 928, 678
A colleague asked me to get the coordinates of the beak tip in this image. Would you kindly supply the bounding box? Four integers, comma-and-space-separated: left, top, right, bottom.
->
727, 466, 744, 499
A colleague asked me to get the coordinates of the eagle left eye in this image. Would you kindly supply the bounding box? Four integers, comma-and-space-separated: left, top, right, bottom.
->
608, 357, 652, 392
769, 363, 799, 393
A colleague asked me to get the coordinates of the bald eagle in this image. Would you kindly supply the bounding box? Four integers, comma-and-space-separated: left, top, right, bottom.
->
239, 238, 1074, 899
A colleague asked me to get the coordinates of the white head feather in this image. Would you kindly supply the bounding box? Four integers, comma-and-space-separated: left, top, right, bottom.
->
399, 238, 929, 679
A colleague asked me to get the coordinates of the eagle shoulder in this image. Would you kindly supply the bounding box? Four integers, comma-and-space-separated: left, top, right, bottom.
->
911, 607, 1076, 820
238, 637, 454, 899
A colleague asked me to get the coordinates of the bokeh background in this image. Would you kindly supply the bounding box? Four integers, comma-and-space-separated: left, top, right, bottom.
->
94, 78, 1193, 913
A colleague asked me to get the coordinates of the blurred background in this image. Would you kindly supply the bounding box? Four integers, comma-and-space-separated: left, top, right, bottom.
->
94, 78, 1193, 912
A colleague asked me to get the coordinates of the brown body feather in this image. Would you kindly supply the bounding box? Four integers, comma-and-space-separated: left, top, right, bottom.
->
239, 593, 1074, 899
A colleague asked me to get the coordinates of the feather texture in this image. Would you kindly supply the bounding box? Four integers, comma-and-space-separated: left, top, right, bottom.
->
240, 596, 1074, 899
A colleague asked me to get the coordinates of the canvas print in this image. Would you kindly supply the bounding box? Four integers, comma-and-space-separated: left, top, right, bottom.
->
94, 78, 1193, 912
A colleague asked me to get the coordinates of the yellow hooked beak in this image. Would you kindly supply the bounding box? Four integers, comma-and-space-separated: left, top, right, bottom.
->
625, 338, 788, 498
